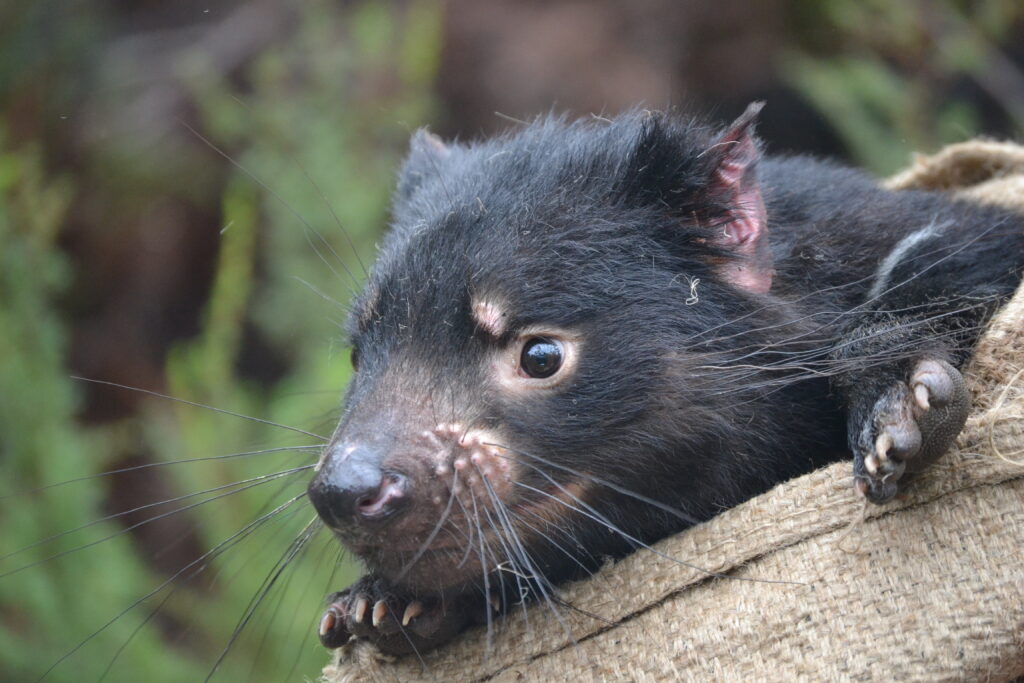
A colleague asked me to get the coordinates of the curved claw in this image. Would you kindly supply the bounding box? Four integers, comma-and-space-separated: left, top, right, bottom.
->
402, 600, 424, 626
913, 382, 930, 411
353, 596, 368, 623
318, 605, 351, 649
371, 600, 388, 628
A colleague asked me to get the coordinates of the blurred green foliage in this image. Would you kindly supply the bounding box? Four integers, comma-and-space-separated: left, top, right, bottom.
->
1, 0, 1022, 681
786, 0, 1024, 174
0, 2, 439, 681
0, 136, 224, 680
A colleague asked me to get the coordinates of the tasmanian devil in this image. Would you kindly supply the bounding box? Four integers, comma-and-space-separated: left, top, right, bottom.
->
306, 103, 1024, 656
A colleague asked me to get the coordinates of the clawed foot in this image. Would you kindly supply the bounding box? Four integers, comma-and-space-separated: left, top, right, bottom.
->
853, 358, 969, 504
317, 575, 472, 656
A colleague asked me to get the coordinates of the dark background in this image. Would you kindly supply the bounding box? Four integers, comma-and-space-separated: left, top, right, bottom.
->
1, 1, 1021, 680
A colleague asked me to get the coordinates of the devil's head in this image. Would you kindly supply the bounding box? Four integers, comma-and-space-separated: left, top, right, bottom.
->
308, 104, 792, 593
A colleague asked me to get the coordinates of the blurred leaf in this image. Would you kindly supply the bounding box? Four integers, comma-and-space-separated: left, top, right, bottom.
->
0, 1, 442, 680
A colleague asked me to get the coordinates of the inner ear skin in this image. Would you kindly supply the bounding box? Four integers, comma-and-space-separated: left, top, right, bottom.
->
717, 190, 773, 294
707, 102, 774, 294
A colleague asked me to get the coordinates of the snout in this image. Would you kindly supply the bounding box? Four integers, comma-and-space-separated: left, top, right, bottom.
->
307, 423, 525, 588
308, 442, 410, 529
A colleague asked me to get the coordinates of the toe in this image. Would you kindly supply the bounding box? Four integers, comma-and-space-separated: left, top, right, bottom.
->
318, 603, 351, 649
871, 383, 922, 465
344, 592, 378, 639
875, 416, 922, 465
855, 473, 901, 504
370, 599, 404, 636
909, 358, 970, 471
909, 358, 960, 411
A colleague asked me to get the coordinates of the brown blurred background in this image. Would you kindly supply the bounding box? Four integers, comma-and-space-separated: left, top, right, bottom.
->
1, 1, 1021, 681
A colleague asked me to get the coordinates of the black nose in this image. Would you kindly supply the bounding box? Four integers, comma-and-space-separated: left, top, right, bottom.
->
308, 443, 408, 527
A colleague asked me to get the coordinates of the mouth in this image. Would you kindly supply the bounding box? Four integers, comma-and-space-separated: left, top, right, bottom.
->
315, 420, 593, 590
335, 474, 589, 592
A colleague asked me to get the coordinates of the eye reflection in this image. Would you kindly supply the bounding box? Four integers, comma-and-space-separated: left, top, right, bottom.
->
519, 337, 564, 379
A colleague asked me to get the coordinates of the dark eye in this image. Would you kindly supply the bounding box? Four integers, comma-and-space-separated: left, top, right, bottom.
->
519, 337, 563, 379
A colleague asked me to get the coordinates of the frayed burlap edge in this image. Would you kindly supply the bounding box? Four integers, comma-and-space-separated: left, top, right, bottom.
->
324, 141, 1024, 682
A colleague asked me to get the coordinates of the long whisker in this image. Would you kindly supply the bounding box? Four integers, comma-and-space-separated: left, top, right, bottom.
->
35, 491, 309, 682
466, 490, 496, 652
479, 472, 572, 641
292, 276, 357, 314
286, 543, 347, 678
96, 583, 176, 683
498, 506, 614, 626
0, 444, 320, 502
450, 486, 479, 570
281, 535, 345, 681
483, 442, 699, 526
479, 501, 531, 634
103, 500, 309, 682
290, 159, 368, 279
678, 218, 1010, 349
693, 298, 954, 363
690, 291, 997, 375
205, 516, 322, 681
505, 505, 593, 575
3, 465, 313, 578
226, 93, 368, 278
511, 471, 802, 587
725, 328, 996, 399
689, 302, 997, 396
393, 469, 460, 583
177, 119, 363, 295
2, 459, 320, 563
70, 377, 328, 440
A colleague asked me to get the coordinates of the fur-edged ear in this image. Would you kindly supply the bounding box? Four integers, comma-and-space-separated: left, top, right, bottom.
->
708, 101, 773, 294
396, 128, 452, 200
411, 129, 451, 159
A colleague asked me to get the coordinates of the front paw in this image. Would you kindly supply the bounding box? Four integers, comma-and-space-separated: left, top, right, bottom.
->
317, 575, 470, 656
853, 358, 969, 504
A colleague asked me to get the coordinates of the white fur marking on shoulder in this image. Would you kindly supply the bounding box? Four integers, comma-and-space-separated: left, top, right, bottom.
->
868, 219, 947, 300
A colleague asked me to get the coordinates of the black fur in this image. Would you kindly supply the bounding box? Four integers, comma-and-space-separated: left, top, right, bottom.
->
307, 108, 1024, 655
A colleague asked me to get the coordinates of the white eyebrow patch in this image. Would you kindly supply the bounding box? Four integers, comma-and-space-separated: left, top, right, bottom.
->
472, 299, 507, 337
868, 219, 949, 300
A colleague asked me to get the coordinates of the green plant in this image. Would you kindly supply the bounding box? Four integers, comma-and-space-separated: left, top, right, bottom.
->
0, 1, 442, 680
784, 0, 1024, 173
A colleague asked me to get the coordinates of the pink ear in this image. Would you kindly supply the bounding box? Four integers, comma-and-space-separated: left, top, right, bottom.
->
411, 128, 451, 159
710, 101, 773, 294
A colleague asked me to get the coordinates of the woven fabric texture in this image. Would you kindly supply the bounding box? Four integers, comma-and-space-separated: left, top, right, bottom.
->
323, 141, 1024, 682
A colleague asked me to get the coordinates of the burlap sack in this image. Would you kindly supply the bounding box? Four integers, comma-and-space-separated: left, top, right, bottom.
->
323, 141, 1024, 682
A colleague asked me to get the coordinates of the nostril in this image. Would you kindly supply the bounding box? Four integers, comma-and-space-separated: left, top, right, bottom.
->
355, 473, 407, 518
308, 442, 412, 527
